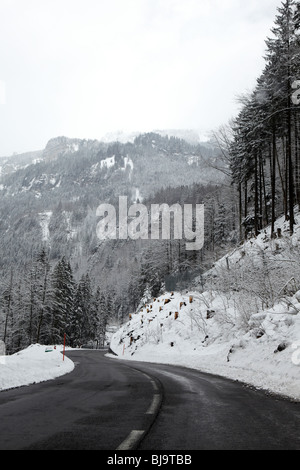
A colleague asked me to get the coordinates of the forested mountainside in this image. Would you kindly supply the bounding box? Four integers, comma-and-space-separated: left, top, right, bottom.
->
0, 132, 236, 353
2, 1, 300, 359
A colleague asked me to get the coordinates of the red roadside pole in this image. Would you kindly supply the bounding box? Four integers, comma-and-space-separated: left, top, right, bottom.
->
63, 333, 66, 361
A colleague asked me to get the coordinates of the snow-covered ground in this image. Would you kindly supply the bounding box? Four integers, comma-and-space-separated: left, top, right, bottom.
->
0, 344, 74, 392
1, 290, 299, 399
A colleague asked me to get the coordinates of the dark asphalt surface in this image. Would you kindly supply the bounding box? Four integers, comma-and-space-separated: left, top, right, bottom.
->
0, 349, 299, 450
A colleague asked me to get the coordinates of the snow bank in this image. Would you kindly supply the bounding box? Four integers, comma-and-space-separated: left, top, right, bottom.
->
109, 290, 300, 401
0, 344, 74, 391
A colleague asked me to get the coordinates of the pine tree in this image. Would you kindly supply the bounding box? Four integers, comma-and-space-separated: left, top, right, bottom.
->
35, 248, 51, 344
97, 291, 109, 347
264, 0, 300, 233
91, 287, 102, 347
2, 269, 14, 353
47, 257, 75, 345
229, 0, 300, 239
69, 281, 84, 347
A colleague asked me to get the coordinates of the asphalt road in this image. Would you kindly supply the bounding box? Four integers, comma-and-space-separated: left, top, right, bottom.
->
0, 349, 299, 450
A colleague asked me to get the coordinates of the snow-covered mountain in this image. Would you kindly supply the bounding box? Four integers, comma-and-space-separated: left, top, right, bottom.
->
0, 132, 222, 195
0, 131, 230, 322
154, 128, 210, 145
100, 128, 210, 146
0, 150, 43, 177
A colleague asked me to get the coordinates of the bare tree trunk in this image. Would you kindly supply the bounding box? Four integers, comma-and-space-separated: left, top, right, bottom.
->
271, 126, 277, 238
254, 151, 259, 236
3, 269, 13, 347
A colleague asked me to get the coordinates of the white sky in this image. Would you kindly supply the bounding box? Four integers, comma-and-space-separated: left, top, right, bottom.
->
0, 0, 281, 156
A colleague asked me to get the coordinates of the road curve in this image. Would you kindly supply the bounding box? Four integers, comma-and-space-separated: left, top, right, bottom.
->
132, 360, 300, 450
0, 350, 299, 450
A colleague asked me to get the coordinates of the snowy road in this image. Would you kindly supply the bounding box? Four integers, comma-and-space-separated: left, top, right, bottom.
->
0, 350, 299, 450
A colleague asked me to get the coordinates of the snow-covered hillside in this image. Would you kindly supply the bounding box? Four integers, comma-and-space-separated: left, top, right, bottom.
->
109, 290, 300, 400
110, 211, 300, 401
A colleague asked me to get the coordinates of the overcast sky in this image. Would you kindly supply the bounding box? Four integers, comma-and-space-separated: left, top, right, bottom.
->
0, 0, 281, 156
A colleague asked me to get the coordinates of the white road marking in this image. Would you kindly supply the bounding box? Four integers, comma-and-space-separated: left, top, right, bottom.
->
116, 430, 145, 450
146, 394, 161, 415
150, 379, 159, 391
115, 367, 162, 450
